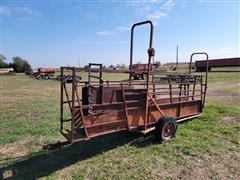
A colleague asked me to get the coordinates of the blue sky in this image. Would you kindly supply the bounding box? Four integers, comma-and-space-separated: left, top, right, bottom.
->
0, 0, 239, 68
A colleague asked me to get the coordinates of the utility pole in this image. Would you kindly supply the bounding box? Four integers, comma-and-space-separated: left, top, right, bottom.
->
78, 57, 80, 67
176, 45, 178, 70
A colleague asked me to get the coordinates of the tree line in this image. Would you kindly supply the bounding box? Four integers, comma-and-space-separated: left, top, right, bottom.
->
83, 61, 161, 70
0, 54, 32, 73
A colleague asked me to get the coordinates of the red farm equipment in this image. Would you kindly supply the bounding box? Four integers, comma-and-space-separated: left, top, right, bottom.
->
33, 68, 55, 80
44, 21, 209, 149
129, 63, 157, 80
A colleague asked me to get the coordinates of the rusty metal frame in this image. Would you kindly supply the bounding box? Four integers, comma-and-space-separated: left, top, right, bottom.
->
57, 21, 209, 145
128, 20, 154, 130
189, 52, 209, 108
60, 70, 206, 142
129, 20, 153, 80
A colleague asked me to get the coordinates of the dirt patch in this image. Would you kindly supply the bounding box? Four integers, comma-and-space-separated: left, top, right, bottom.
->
224, 116, 240, 124
0, 140, 29, 159
0, 140, 30, 178
24, 111, 40, 121
176, 154, 240, 179
58, 165, 77, 179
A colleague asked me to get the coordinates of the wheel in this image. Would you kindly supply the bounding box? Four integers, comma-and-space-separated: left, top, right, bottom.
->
155, 116, 177, 142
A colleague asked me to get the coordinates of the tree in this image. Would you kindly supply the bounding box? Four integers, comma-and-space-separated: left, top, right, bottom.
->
155, 61, 161, 68
84, 64, 89, 69
108, 65, 114, 69
0, 54, 8, 68
116, 64, 126, 69
12, 56, 32, 73
117, 63, 126, 69
0, 54, 6, 61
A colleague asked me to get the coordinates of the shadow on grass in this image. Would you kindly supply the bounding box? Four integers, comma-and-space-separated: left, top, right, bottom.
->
0, 131, 155, 179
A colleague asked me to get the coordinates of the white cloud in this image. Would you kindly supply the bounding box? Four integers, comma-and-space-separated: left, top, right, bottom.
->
96, 31, 114, 36
162, 0, 174, 11
127, 0, 175, 25
117, 26, 130, 31
147, 12, 167, 20
77, 40, 127, 45
0, 5, 42, 19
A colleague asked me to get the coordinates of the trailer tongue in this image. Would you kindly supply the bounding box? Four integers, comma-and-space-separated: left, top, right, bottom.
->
44, 21, 209, 149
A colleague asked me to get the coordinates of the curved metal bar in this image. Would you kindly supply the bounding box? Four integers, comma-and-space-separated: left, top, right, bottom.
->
129, 20, 154, 80
129, 20, 154, 130
189, 52, 209, 109
189, 52, 209, 74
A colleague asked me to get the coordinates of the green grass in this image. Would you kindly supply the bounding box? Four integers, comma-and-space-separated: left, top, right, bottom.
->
55, 71, 129, 81
0, 73, 240, 179
218, 86, 240, 94
207, 72, 240, 83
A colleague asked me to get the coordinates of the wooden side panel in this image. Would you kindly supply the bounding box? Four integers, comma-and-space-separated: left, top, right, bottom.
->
84, 110, 126, 126
102, 86, 133, 103
127, 109, 145, 127
148, 104, 178, 123
86, 120, 127, 136
180, 101, 202, 116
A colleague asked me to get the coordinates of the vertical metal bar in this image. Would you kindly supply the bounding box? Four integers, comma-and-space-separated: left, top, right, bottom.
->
71, 68, 76, 143
192, 83, 196, 100
189, 52, 209, 108
128, 20, 154, 130
179, 84, 182, 102
63, 83, 72, 112
145, 25, 153, 130
169, 83, 173, 104
129, 26, 134, 80
178, 83, 182, 117
145, 54, 152, 130
152, 61, 156, 98
187, 84, 190, 101
88, 63, 91, 84
121, 84, 130, 129
184, 84, 186, 100
75, 85, 88, 138
203, 54, 209, 109
168, 76, 172, 103
129, 20, 153, 80
176, 45, 178, 70
60, 67, 64, 131
189, 54, 193, 75
99, 64, 102, 83
100, 64, 103, 104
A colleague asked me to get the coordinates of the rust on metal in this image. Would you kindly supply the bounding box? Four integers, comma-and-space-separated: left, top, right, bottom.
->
195, 57, 240, 72
56, 20, 209, 145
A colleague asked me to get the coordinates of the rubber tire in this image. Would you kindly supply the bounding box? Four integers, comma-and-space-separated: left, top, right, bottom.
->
155, 116, 177, 142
